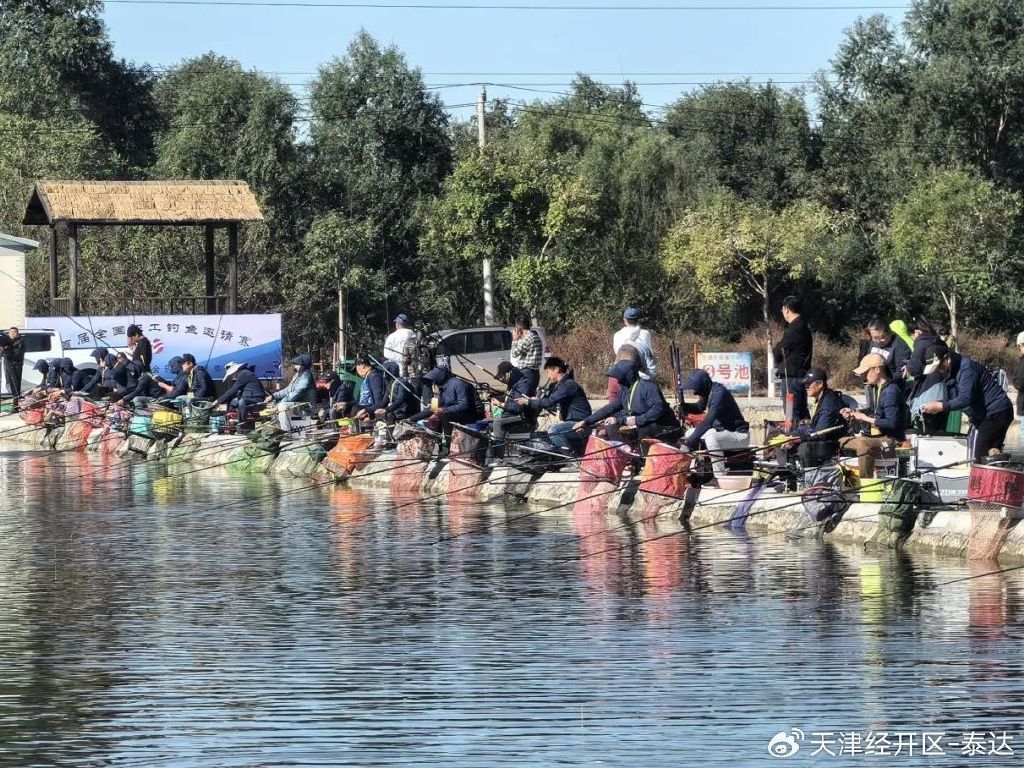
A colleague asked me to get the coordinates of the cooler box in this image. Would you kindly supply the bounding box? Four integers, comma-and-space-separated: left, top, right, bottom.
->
913, 434, 970, 504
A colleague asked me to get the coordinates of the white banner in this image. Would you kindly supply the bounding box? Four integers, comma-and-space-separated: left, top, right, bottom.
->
27, 314, 283, 379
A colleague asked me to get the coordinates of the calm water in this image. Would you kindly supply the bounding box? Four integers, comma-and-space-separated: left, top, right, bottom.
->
1, 449, 1023, 766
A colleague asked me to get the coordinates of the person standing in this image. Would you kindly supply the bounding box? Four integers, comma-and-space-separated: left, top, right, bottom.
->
2, 327, 25, 406
510, 316, 542, 397
773, 295, 813, 424
1013, 332, 1024, 448
126, 324, 152, 373
383, 314, 415, 367
612, 307, 657, 380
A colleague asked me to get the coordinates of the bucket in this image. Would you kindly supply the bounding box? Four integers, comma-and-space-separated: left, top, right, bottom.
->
859, 478, 887, 504
968, 464, 1024, 508
129, 415, 153, 438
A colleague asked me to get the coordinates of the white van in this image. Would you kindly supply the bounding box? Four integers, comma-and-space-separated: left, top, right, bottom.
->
430, 326, 550, 387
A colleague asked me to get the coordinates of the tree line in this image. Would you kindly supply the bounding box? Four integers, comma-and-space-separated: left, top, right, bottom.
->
3, 0, 1024, 357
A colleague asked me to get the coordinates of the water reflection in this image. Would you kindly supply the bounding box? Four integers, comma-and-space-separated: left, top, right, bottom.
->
0, 450, 1023, 765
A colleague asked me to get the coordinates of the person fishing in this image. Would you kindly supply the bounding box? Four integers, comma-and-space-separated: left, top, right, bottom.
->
378, 361, 416, 423
516, 356, 592, 456
353, 357, 386, 426
111, 361, 165, 407
840, 353, 908, 478
214, 362, 267, 427
679, 367, 751, 479
159, 357, 190, 402
576, 358, 679, 452
779, 367, 848, 470
484, 361, 538, 459
409, 365, 484, 442
266, 354, 317, 430
180, 354, 216, 400
919, 345, 1013, 461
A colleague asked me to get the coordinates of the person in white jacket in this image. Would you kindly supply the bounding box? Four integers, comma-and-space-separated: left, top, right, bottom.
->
384, 314, 416, 366
612, 308, 657, 381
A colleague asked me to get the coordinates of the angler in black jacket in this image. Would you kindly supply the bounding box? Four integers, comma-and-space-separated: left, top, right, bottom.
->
772, 295, 813, 423
180, 354, 216, 400
127, 325, 152, 373
410, 366, 483, 432
380, 361, 416, 422
215, 361, 267, 422
486, 361, 538, 455
781, 368, 848, 469
518, 356, 592, 455
1, 328, 25, 405
680, 368, 750, 477
113, 362, 166, 406
579, 359, 680, 451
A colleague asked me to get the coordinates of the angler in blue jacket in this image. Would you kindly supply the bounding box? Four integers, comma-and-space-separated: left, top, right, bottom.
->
267, 354, 317, 430
354, 358, 387, 423
410, 365, 483, 431
380, 361, 416, 422
517, 356, 592, 455
162, 357, 190, 400
679, 368, 750, 476
921, 346, 1014, 460
578, 359, 680, 450
214, 361, 267, 423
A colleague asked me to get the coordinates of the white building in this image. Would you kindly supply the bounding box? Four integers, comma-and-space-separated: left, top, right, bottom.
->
0, 233, 38, 329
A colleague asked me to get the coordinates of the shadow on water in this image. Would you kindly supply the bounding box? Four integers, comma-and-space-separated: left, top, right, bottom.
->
1, 449, 1024, 765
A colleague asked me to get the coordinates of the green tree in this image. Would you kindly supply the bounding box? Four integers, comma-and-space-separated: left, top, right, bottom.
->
302, 31, 453, 348
663, 82, 817, 206
887, 168, 1021, 342
662, 193, 847, 388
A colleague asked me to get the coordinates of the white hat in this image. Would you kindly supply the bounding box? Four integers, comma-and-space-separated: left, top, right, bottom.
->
1016, 331, 1024, 346
223, 361, 244, 380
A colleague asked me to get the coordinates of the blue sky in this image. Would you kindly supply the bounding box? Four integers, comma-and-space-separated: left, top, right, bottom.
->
102, 2, 906, 120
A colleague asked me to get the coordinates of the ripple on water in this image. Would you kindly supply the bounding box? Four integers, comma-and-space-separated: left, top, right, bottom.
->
0, 451, 1022, 766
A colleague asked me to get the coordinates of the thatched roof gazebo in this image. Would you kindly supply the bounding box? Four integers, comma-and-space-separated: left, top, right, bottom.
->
23, 180, 264, 316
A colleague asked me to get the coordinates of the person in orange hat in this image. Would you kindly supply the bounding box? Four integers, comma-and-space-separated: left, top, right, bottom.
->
840, 353, 907, 478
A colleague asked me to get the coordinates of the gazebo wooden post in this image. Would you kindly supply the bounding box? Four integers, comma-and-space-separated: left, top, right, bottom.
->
68, 223, 79, 316
48, 225, 57, 313
227, 223, 239, 314
204, 224, 216, 314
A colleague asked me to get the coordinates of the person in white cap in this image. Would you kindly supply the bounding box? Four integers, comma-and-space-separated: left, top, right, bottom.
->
214, 361, 267, 426
1013, 331, 1024, 446
384, 314, 416, 366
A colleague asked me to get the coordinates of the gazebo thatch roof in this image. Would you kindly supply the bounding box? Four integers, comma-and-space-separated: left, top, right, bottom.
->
23, 180, 264, 226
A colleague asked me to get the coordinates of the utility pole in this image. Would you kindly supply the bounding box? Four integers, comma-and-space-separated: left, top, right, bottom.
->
478, 85, 495, 327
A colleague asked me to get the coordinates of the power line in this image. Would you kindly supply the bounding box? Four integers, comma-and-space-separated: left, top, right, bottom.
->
106, 0, 909, 9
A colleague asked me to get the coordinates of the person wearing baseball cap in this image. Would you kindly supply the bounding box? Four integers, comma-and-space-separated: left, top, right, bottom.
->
1013, 333, 1024, 448
838, 353, 908, 479
920, 345, 1013, 461
383, 313, 415, 368
780, 367, 848, 469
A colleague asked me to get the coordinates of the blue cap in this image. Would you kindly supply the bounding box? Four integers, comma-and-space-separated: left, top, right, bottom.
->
623, 308, 640, 320
394, 313, 410, 325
